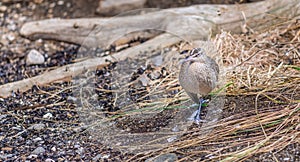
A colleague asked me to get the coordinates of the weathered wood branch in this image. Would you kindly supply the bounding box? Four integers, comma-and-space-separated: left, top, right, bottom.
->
0, 33, 180, 98
20, 0, 300, 48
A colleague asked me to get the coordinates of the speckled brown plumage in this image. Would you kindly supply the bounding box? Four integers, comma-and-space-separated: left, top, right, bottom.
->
179, 48, 219, 103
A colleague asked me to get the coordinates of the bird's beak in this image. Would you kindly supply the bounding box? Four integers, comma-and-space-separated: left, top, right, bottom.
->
179, 55, 197, 65
183, 56, 197, 63
186, 57, 197, 61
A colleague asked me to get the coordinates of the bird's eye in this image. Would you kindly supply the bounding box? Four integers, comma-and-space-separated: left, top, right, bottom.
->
190, 48, 204, 57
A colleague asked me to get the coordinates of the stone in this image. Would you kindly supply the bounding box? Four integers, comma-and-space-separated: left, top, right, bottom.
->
45, 158, 55, 162
0, 6, 7, 12
32, 137, 43, 143
57, 1, 64, 5
6, 33, 15, 42
31, 146, 45, 155
43, 112, 53, 119
28, 123, 45, 131
26, 49, 45, 65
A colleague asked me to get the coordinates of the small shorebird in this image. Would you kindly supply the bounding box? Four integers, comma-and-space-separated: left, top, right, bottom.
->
179, 48, 219, 123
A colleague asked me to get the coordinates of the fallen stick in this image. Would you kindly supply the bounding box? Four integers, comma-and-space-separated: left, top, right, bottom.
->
0, 33, 181, 98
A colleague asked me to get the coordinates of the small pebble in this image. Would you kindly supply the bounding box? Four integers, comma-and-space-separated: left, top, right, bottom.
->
26, 49, 45, 65
51, 146, 56, 152
43, 112, 53, 119
57, 1, 64, 5
28, 123, 45, 131
32, 137, 43, 143
28, 154, 38, 159
101, 154, 110, 159
45, 158, 55, 162
6, 33, 15, 41
0, 5, 7, 12
31, 146, 46, 155
49, 2, 55, 8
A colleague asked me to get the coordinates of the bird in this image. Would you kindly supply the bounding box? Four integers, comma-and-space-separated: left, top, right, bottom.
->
179, 48, 219, 123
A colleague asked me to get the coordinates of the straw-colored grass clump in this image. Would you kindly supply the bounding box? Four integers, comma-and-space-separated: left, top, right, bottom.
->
135, 19, 300, 161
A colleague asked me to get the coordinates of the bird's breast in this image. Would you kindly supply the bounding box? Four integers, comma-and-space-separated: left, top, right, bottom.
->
179, 62, 218, 95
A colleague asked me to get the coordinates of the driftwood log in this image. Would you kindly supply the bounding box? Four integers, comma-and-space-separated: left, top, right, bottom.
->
0, 0, 300, 98
20, 0, 300, 47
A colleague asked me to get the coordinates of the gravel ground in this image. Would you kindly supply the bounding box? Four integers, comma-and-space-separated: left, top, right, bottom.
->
0, 0, 299, 161
0, 1, 124, 161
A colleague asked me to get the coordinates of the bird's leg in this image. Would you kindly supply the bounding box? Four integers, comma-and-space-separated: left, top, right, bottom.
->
194, 98, 209, 124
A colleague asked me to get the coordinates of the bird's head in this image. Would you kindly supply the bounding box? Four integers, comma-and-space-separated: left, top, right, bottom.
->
181, 48, 206, 63
189, 48, 205, 57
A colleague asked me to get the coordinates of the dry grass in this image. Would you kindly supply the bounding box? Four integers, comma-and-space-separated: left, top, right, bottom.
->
128, 19, 300, 161
80, 18, 300, 161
